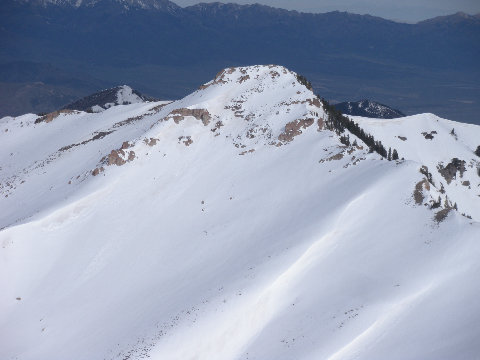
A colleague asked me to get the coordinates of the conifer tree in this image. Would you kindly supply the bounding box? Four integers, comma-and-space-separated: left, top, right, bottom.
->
392, 149, 399, 160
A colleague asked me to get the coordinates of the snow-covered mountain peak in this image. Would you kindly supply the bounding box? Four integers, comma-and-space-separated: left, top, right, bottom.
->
0, 65, 326, 226
1, 65, 480, 360
335, 99, 405, 119
161, 65, 325, 145
200, 65, 295, 88
63, 85, 152, 113
115, 85, 147, 106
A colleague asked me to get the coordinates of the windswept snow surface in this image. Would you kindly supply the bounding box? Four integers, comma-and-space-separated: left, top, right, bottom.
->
1, 65, 479, 360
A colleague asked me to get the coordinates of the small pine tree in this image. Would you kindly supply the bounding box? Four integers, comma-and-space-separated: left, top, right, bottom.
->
339, 134, 350, 146
392, 149, 399, 160
475, 145, 480, 157
388, 147, 392, 161
352, 139, 358, 147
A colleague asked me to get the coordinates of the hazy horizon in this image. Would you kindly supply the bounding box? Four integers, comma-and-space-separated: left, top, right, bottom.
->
174, 0, 480, 22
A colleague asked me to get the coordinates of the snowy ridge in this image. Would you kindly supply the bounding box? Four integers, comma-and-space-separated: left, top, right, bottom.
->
352, 113, 480, 221
1, 65, 479, 360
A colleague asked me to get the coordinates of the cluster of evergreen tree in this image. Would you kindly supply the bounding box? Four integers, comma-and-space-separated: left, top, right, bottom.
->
296, 74, 313, 91
320, 98, 400, 160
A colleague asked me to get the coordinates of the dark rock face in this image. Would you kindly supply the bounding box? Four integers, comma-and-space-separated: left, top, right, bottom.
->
334, 100, 405, 119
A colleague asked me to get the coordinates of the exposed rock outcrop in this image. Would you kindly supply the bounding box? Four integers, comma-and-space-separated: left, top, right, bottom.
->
278, 118, 314, 142
169, 108, 212, 126
413, 179, 430, 205
438, 158, 466, 184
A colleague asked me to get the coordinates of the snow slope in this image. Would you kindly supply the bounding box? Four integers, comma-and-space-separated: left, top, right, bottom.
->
1, 65, 479, 360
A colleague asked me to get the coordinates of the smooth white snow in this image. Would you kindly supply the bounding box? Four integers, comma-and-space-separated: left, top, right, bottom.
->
0, 65, 479, 360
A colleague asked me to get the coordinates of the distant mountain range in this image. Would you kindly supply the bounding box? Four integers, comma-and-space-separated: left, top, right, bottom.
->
334, 100, 405, 119
16, 0, 181, 11
0, 0, 479, 123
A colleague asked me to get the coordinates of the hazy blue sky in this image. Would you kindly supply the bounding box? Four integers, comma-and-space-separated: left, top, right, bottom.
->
174, 0, 480, 22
